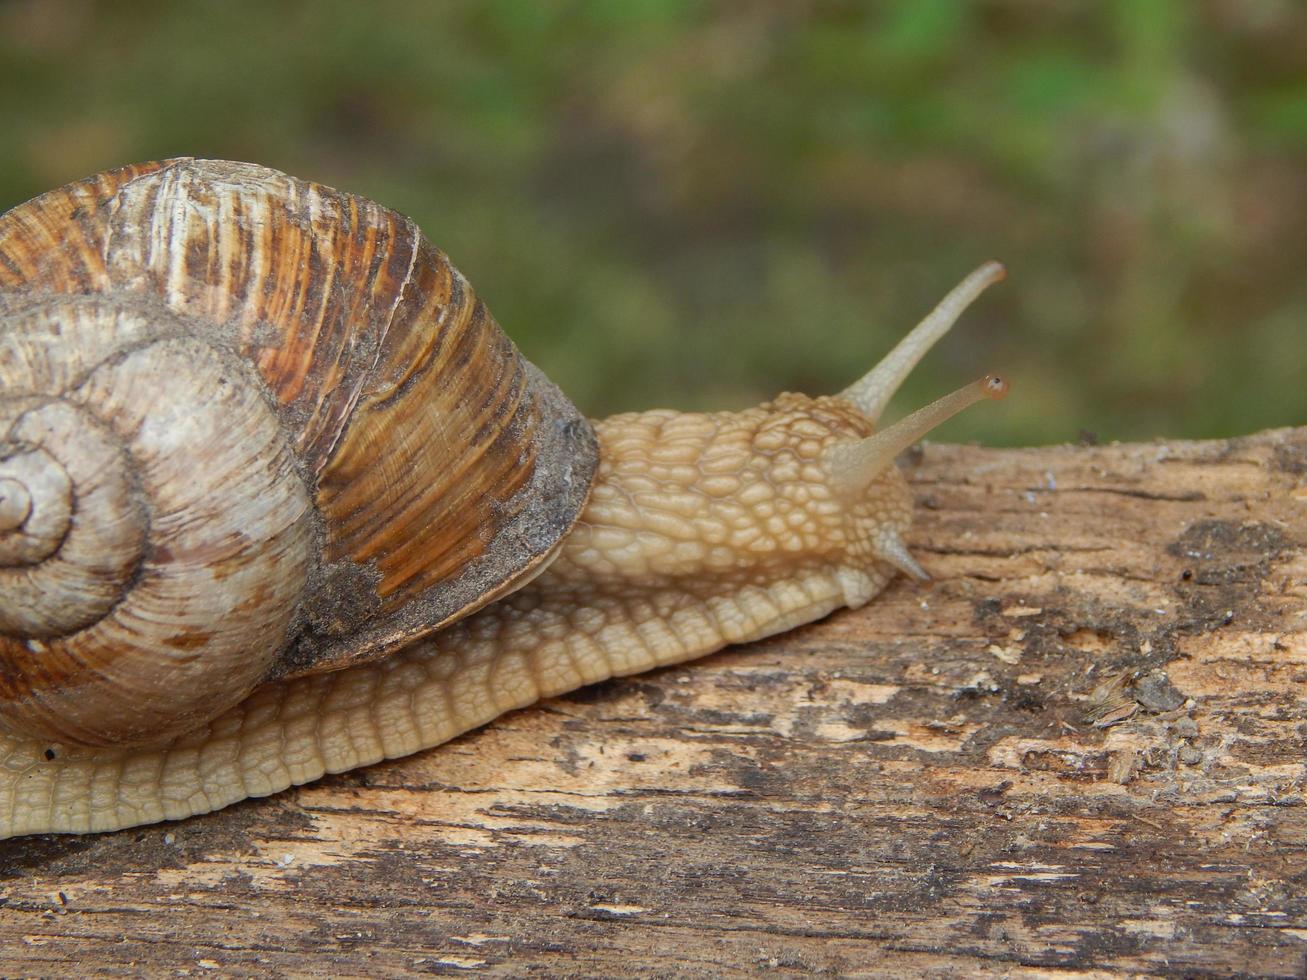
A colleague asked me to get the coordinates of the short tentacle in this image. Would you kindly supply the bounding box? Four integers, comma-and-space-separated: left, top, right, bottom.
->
873, 529, 930, 581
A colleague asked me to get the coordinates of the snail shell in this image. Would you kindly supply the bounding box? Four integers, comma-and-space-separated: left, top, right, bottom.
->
0, 158, 598, 748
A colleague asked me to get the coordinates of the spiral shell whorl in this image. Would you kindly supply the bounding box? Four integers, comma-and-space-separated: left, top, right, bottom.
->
0, 397, 144, 636
0, 157, 599, 747
0, 447, 70, 564
0, 300, 314, 746
0, 477, 34, 534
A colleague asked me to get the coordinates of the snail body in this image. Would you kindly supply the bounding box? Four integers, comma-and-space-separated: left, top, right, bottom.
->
0, 160, 1006, 838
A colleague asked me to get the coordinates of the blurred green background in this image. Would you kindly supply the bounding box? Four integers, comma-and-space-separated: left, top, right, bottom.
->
2, 0, 1305, 445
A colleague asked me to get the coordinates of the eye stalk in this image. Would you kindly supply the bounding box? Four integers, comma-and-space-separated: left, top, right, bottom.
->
827, 373, 1010, 496
840, 260, 1007, 423
825, 260, 1011, 500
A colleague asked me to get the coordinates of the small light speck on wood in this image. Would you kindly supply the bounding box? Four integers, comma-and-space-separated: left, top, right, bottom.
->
1, 426, 1305, 977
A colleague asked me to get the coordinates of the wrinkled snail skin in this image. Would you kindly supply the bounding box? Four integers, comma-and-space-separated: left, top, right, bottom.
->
0, 160, 1008, 839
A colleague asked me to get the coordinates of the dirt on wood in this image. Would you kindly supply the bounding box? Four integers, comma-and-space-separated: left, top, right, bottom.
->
2, 427, 1305, 977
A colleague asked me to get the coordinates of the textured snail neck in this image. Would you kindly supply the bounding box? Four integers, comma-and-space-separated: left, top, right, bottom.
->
547, 395, 907, 619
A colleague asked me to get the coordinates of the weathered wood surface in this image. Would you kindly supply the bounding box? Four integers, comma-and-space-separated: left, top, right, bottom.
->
1, 427, 1305, 978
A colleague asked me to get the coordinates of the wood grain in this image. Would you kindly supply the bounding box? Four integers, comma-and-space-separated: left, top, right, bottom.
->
1, 427, 1304, 978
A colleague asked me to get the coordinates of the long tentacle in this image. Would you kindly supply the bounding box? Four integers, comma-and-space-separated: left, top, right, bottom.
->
841, 261, 1006, 422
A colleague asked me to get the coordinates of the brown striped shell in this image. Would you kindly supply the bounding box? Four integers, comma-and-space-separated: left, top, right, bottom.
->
0, 159, 598, 748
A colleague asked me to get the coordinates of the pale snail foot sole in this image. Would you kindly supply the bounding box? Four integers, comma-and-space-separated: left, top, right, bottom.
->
0, 565, 883, 838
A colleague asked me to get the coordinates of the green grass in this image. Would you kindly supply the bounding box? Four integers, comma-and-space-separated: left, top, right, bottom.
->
2, 0, 1304, 445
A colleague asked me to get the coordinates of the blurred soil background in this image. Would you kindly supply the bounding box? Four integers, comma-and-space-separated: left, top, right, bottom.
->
1, 0, 1304, 445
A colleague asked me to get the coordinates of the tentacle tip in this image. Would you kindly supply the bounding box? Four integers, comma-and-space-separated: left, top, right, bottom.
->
905, 564, 932, 583
981, 374, 1009, 400
874, 533, 930, 581
980, 260, 1008, 284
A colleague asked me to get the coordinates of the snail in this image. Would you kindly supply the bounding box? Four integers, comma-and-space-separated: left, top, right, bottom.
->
0, 159, 1007, 839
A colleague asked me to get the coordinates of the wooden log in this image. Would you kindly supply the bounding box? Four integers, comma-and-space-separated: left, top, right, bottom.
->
1, 427, 1305, 977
